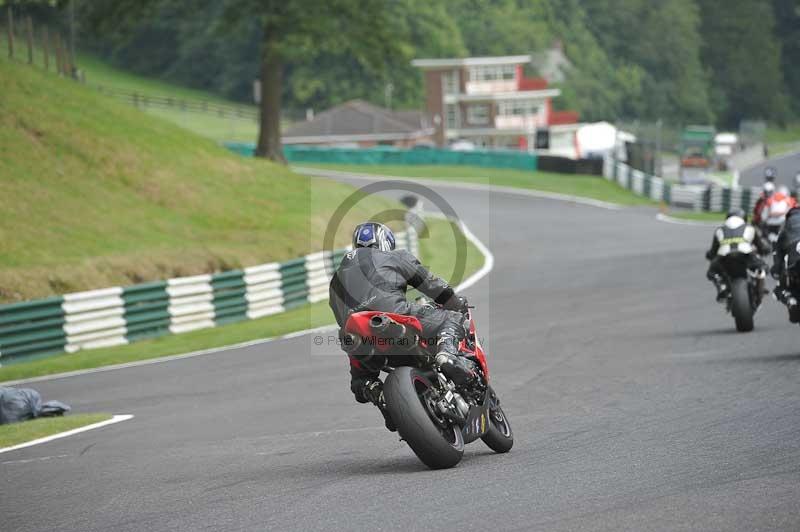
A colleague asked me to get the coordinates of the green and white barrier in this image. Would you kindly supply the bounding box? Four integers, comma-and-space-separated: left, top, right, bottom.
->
603, 157, 760, 212
0, 231, 417, 366
225, 143, 539, 172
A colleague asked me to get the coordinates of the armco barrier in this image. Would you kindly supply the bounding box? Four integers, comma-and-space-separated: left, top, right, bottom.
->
0, 230, 418, 366
224, 143, 538, 171
603, 156, 761, 212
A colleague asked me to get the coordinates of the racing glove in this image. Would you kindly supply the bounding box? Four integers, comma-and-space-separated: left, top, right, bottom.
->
444, 295, 469, 313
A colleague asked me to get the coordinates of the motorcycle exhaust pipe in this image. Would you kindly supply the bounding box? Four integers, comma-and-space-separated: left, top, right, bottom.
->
339, 331, 362, 353
369, 314, 418, 350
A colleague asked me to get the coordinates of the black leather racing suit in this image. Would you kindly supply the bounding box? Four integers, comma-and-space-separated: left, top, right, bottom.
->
772, 212, 800, 291
705, 221, 769, 281
329, 247, 467, 393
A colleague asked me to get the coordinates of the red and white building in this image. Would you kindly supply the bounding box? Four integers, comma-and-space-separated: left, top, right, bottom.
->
412, 55, 579, 150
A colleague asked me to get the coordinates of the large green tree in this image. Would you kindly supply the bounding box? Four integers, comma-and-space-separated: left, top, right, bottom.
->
67, 1, 799, 135
697, 0, 789, 127
773, 0, 800, 115
581, 0, 712, 123
219, 0, 407, 162
540, 0, 646, 121
81, 0, 406, 163
284, 0, 467, 112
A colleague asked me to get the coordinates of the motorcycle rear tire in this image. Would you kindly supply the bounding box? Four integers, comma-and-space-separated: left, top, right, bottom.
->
731, 278, 754, 332
384, 366, 464, 469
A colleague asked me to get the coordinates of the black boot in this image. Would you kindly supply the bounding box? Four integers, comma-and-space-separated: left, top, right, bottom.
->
709, 274, 728, 302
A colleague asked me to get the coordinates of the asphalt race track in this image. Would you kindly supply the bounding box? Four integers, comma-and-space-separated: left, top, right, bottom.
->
740, 150, 800, 188
3, 179, 799, 532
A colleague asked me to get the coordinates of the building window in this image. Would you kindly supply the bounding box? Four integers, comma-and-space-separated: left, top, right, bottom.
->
467, 104, 490, 125
498, 100, 539, 116
445, 104, 457, 128
468, 65, 517, 82
442, 70, 459, 95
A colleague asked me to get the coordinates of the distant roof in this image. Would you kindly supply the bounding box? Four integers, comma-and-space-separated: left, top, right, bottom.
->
283, 100, 433, 144
411, 55, 532, 69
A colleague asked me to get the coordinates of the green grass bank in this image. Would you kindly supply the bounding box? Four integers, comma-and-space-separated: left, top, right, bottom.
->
0, 58, 393, 303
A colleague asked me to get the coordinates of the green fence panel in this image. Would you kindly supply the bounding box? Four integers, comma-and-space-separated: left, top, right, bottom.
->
123, 281, 170, 342
741, 188, 752, 211
279, 258, 309, 310
721, 187, 732, 212
702, 187, 712, 211
0, 296, 65, 364
0, 296, 64, 326
211, 270, 247, 325
224, 143, 538, 172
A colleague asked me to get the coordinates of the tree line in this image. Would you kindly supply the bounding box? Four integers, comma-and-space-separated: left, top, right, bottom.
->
5, 0, 798, 161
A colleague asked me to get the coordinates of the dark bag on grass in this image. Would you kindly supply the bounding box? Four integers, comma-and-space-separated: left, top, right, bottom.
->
0, 386, 70, 425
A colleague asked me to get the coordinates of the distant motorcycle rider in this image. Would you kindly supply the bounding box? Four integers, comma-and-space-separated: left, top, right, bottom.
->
705, 209, 770, 301
329, 222, 474, 423
770, 207, 800, 319
752, 181, 775, 227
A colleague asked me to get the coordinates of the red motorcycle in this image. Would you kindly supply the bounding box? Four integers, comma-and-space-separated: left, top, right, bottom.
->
341, 303, 513, 469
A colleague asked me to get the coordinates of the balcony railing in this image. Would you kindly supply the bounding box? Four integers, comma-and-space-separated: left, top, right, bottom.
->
465, 80, 517, 95
494, 115, 542, 130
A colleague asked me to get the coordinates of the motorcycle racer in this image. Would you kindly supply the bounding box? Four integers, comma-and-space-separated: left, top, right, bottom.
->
752, 181, 775, 227
755, 184, 796, 239
770, 207, 800, 319
793, 172, 800, 202
329, 222, 474, 423
706, 209, 770, 301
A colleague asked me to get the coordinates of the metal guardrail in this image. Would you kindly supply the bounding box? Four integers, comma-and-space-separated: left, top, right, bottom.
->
0, 231, 418, 366
603, 157, 760, 212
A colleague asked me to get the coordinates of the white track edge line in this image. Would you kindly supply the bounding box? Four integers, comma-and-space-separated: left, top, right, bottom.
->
1, 220, 493, 386
0, 414, 134, 454
655, 213, 718, 227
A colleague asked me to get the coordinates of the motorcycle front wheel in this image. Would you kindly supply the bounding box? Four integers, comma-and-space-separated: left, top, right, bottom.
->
731, 277, 754, 332
481, 388, 514, 453
384, 366, 464, 469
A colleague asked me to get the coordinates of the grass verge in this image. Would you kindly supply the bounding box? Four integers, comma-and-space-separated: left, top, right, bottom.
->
663, 211, 722, 222
78, 55, 261, 143
0, 36, 259, 142
765, 123, 800, 157
0, 58, 394, 302
0, 218, 485, 383
0, 413, 112, 449
298, 163, 655, 206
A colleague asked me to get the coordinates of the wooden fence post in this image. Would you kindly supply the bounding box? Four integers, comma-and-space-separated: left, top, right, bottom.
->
42, 27, 49, 71
7, 6, 14, 59
54, 32, 63, 75
25, 16, 33, 65
64, 45, 73, 77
